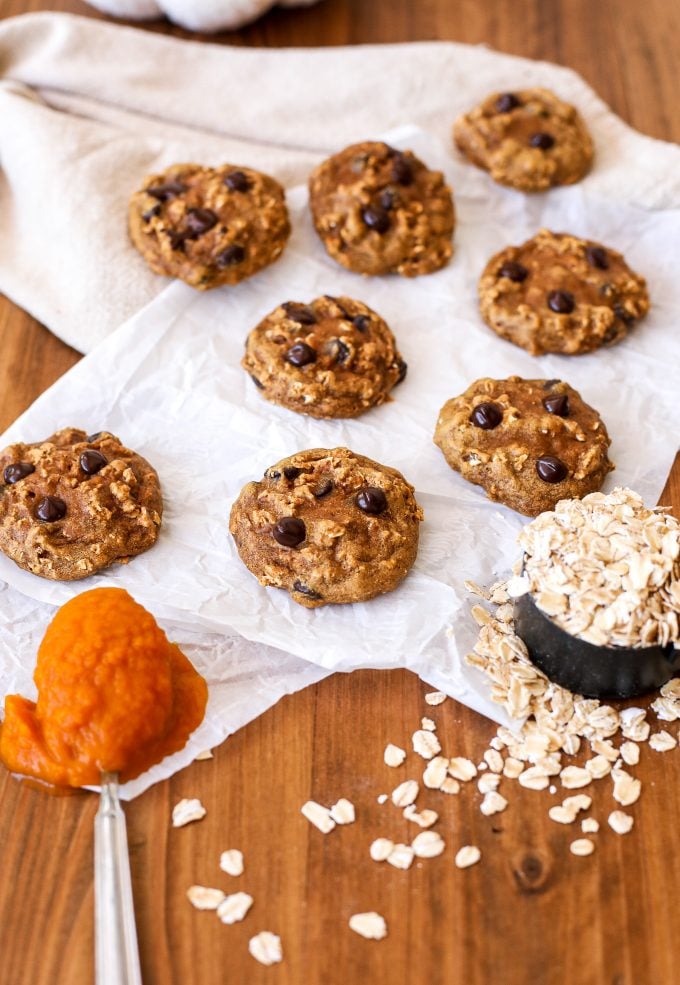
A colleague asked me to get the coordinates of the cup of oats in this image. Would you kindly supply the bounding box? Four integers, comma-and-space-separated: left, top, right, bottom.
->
510, 488, 680, 698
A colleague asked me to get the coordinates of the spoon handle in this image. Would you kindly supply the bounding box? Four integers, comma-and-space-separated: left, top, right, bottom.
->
95, 772, 143, 985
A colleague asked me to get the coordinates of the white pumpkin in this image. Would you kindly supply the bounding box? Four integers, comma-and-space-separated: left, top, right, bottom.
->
85, 0, 322, 33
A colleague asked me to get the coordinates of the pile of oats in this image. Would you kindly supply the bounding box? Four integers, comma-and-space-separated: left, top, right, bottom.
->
515, 487, 680, 648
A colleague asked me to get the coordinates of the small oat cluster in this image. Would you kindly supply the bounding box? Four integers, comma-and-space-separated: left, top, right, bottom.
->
516, 487, 680, 648
172, 799, 282, 966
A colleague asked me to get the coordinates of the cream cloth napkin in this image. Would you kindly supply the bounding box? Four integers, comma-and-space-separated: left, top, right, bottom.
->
2, 12, 680, 354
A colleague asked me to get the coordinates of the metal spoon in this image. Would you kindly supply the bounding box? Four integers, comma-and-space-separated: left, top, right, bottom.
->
95, 772, 143, 985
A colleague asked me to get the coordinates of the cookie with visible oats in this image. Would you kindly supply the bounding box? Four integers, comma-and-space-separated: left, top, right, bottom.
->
229, 447, 423, 607
242, 295, 407, 419
308, 141, 455, 277
433, 377, 613, 516
129, 162, 290, 289
478, 230, 650, 355
453, 88, 593, 192
0, 428, 162, 580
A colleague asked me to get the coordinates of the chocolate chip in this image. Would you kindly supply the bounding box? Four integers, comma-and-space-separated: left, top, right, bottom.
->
292, 580, 323, 600
585, 245, 609, 270
224, 170, 250, 192
495, 92, 521, 113
79, 450, 107, 475
36, 496, 67, 522
142, 205, 161, 222
146, 180, 188, 201
390, 152, 413, 186
168, 230, 187, 251
362, 206, 390, 234
543, 394, 570, 417
313, 478, 333, 498
283, 466, 301, 481
353, 315, 370, 333
250, 374, 264, 390
547, 290, 575, 314
614, 304, 635, 325
282, 303, 317, 325
535, 456, 568, 483
542, 380, 561, 390
185, 208, 218, 238
267, 470, 282, 480
285, 342, 316, 367
3, 462, 35, 484
272, 516, 306, 547
216, 244, 245, 267
379, 189, 396, 210
332, 339, 351, 365
470, 402, 503, 430
356, 486, 387, 515
498, 261, 528, 283
396, 359, 408, 384
529, 132, 555, 150
86, 432, 107, 442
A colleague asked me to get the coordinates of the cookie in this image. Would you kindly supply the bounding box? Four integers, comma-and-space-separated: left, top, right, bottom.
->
229, 447, 423, 607
308, 141, 455, 276
478, 230, 650, 355
0, 428, 162, 580
242, 296, 407, 419
453, 88, 593, 192
129, 163, 290, 289
433, 377, 613, 516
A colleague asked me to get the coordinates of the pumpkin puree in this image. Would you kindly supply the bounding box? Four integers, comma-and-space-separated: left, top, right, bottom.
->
0, 587, 207, 786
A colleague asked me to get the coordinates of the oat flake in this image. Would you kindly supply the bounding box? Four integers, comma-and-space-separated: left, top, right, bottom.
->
349, 912, 388, 940
248, 932, 282, 966
172, 798, 207, 828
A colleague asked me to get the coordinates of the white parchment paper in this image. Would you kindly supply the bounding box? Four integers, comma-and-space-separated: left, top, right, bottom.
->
1, 127, 678, 796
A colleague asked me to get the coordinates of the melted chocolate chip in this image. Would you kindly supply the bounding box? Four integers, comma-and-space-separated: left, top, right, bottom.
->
356, 486, 387, 515
272, 516, 306, 547
224, 170, 251, 192
535, 456, 568, 483
313, 478, 333, 498
585, 245, 609, 270
529, 132, 555, 150
495, 92, 521, 113
396, 359, 408, 384
267, 470, 282, 480
36, 495, 67, 522
283, 466, 301, 481
146, 180, 188, 202
250, 374, 265, 390
379, 189, 396, 210
86, 432, 107, 442
353, 315, 370, 333
292, 580, 323, 600
614, 304, 635, 325
3, 462, 35, 484
216, 244, 245, 267
282, 303, 317, 325
332, 339, 351, 365
185, 208, 218, 238
547, 290, 575, 314
498, 261, 528, 283
542, 380, 561, 390
285, 342, 317, 367
543, 394, 570, 417
362, 206, 390, 234
470, 402, 503, 430
142, 205, 162, 222
79, 450, 107, 475
390, 152, 413, 186
168, 230, 187, 251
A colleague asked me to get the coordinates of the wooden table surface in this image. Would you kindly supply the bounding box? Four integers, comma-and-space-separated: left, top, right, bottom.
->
1, 2, 679, 983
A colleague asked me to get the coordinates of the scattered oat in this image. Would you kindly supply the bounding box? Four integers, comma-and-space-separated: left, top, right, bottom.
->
172, 798, 207, 828
412, 729, 441, 760
518, 767, 550, 791
384, 744, 406, 767
585, 756, 612, 779
369, 838, 394, 862
612, 770, 641, 807
477, 772, 501, 794
483, 749, 504, 773
425, 691, 447, 706
412, 830, 445, 858
217, 892, 253, 925
503, 758, 524, 780
403, 805, 438, 828
194, 749, 213, 761
649, 731, 677, 752
549, 806, 577, 825
391, 780, 419, 808
480, 791, 508, 816
187, 886, 225, 910
620, 742, 640, 766
349, 912, 388, 940
455, 845, 481, 869
560, 766, 592, 790
329, 798, 355, 824
549, 785, 557, 795
301, 800, 335, 833
248, 932, 282, 966
448, 757, 477, 782
440, 777, 461, 795
377, 794, 388, 804
421, 717, 436, 731
471, 604, 493, 627
423, 756, 449, 789
581, 818, 599, 834
386, 843, 415, 870
219, 850, 244, 877
570, 838, 595, 857
608, 810, 634, 835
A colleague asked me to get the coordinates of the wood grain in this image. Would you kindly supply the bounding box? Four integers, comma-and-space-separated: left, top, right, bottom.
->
0, 2, 679, 984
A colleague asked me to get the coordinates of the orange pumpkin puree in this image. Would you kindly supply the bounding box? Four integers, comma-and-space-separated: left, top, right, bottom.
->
0, 587, 207, 787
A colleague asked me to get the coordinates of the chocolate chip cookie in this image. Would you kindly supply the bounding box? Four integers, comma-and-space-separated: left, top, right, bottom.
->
229, 448, 424, 607
129, 163, 290, 289
433, 377, 613, 516
453, 88, 593, 192
0, 429, 162, 580
308, 142, 455, 276
243, 296, 407, 419
478, 230, 650, 355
